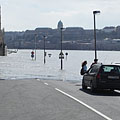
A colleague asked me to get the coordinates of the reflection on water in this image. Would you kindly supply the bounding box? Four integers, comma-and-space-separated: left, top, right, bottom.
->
0, 50, 120, 83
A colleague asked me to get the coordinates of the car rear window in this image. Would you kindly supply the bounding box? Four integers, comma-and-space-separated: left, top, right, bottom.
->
89, 65, 100, 73
101, 65, 120, 74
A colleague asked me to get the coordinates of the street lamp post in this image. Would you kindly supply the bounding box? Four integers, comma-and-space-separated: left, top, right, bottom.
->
43, 35, 47, 64
34, 34, 37, 60
60, 28, 63, 70
93, 10, 100, 60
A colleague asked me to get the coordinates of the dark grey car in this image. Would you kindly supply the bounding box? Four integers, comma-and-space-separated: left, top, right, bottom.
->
82, 64, 120, 92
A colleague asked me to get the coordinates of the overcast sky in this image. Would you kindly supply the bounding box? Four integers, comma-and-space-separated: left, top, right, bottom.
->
0, 0, 120, 31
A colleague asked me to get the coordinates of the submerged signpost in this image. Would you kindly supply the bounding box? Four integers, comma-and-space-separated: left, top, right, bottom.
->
31, 51, 34, 60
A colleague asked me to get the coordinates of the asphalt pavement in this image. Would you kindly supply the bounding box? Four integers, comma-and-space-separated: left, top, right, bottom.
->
0, 79, 108, 120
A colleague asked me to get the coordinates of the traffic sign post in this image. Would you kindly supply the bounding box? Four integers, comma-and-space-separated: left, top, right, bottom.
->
59, 52, 64, 59
65, 52, 68, 60
59, 52, 64, 70
31, 51, 34, 60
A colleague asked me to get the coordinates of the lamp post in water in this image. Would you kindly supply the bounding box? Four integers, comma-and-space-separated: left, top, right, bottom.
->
34, 34, 37, 60
58, 20, 65, 70
60, 27, 64, 70
43, 35, 47, 64
93, 10, 100, 60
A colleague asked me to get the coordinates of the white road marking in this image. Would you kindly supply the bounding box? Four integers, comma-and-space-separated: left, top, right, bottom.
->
55, 88, 112, 120
44, 83, 49, 85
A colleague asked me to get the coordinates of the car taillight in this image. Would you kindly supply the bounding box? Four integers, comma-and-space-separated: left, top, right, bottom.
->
97, 73, 100, 79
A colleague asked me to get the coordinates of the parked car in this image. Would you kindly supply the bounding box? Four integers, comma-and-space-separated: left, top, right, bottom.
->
82, 63, 120, 92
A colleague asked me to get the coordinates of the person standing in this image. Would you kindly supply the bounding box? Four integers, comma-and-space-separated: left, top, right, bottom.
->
80, 61, 87, 75
91, 59, 98, 67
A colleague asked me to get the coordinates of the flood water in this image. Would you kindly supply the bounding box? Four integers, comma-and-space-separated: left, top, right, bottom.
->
0, 49, 120, 83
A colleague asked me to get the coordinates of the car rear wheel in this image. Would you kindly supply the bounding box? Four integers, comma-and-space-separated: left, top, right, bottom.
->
82, 79, 87, 90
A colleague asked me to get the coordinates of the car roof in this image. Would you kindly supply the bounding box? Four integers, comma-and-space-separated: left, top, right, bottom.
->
93, 63, 120, 67
112, 63, 120, 66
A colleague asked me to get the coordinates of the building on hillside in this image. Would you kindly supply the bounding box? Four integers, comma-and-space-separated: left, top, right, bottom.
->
0, 6, 7, 56
102, 26, 116, 33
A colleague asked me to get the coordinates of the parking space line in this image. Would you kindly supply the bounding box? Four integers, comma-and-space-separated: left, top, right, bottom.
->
55, 88, 112, 120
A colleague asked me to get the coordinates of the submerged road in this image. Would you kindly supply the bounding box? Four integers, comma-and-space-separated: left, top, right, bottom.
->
0, 79, 120, 120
